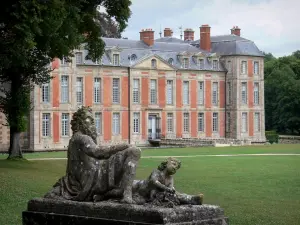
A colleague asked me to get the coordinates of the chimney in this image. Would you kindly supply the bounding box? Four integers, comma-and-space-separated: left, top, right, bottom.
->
140, 28, 155, 46
184, 28, 194, 41
164, 28, 173, 37
231, 26, 241, 36
200, 24, 211, 51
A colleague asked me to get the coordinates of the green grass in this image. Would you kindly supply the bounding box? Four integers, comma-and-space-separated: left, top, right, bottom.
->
0, 144, 300, 225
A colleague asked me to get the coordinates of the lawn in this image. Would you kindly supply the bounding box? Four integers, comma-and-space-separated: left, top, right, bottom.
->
0, 144, 300, 225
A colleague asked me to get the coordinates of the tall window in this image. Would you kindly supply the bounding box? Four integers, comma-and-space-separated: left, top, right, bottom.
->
112, 78, 120, 104
198, 81, 204, 105
182, 58, 189, 69
183, 81, 189, 105
226, 82, 232, 105
212, 82, 218, 106
254, 61, 259, 75
133, 79, 140, 104
241, 82, 247, 104
183, 113, 189, 132
241, 61, 247, 74
76, 77, 83, 104
42, 113, 50, 137
166, 80, 173, 105
133, 112, 140, 133
198, 113, 204, 132
212, 60, 218, 70
227, 60, 232, 73
254, 112, 260, 132
95, 112, 102, 135
112, 112, 120, 135
61, 76, 69, 103
151, 59, 157, 68
41, 83, 50, 103
199, 59, 204, 69
61, 113, 69, 136
150, 79, 157, 104
167, 113, 174, 133
212, 112, 218, 132
242, 112, 248, 132
254, 82, 259, 105
94, 78, 101, 103
113, 54, 119, 66
226, 112, 231, 133
75, 52, 83, 64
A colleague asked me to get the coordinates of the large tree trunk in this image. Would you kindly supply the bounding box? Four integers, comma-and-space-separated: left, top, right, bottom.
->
7, 128, 23, 159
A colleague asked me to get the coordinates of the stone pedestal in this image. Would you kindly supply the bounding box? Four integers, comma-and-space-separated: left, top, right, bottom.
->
23, 198, 229, 225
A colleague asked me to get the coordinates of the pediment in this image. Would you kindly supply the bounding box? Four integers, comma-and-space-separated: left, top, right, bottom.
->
131, 55, 176, 70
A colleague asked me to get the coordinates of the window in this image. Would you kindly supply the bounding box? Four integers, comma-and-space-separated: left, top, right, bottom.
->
41, 83, 50, 103
76, 77, 83, 104
212, 82, 218, 106
183, 113, 189, 132
182, 58, 189, 69
151, 59, 157, 68
167, 113, 174, 132
226, 82, 232, 105
254, 82, 259, 105
226, 112, 231, 133
112, 78, 120, 104
183, 81, 189, 105
133, 112, 140, 133
113, 54, 119, 66
242, 112, 248, 132
168, 58, 174, 65
254, 61, 259, 75
75, 52, 83, 64
131, 54, 137, 62
241, 82, 247, 104
95, 112, 102, 135
133, 79, 140, 104
166, 80, 173, 105
61, 76, 69, 103
212, 112, 218, 132
61, 57, 68, 66
112, 112, 120, 135
61, 113, 69, 136
212, 60, 218, 70
198, 81, 204, 105
241, 61, 247, 74
94, 78, 101, 103
198, 113, 204, 132
42, 113, 50, 137
150, 79, 157, 104
254, 112, 260, 132
227, 60, 232, 73
199, 59, 204, 69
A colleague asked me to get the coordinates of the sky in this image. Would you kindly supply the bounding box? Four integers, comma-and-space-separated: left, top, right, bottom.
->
122, 0, 300, 57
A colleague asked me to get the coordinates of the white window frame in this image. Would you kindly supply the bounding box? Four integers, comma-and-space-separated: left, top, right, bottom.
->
42, 113, 50, 137
61, 113, 69, 137
133, 79, 140, 104
41, 83, 50, 103
61, 75, 69, 103
75, 52, 83, 64
242, 112, 248, 133
112, 78, 120, 104
254, 61, 259, 75
199, 58, 204, 69
95, 112, 102, 135
182, 58, 189, 69
198, 81, 204, 105
254, 82, 259, 105
150, 79, 157, 104
166, 80, 173, 105
198, 112, 204, 132
183, 112, 190, 133
167, 113, 174, 133
112, 112, 120, 135
61, 56, 68, 66
76, 77, 83, 104
151, 59, 157, 69
212, 112, 218, 132
212, 60, 219, 70
212, 82, 218, 106
94, 77, 102, 104
133, 112, 140, 134
241, 82, 247, 105
113, 54, 120, 66
241, 60, 247, 74
183, 81, 189, 105
254, 112, 260, 132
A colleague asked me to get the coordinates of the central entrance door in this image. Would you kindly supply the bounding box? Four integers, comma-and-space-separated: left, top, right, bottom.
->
148, 114, 161, 140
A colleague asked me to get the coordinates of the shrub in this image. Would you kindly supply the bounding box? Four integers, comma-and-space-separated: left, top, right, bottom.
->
265, 131, 279, 144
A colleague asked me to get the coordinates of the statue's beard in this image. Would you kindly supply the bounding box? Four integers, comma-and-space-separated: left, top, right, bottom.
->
82, 126, 98, 144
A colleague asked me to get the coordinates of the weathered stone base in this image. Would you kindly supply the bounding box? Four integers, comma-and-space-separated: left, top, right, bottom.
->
23, 198, 229, 225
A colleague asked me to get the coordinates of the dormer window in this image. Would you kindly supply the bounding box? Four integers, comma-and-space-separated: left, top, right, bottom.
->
113, 54, 120, 66
61, 56, 68, 66
198, 59, 204, 69
75, 52, 83, 64
131, 54, 137, 62
212, 60, 219, 70
151, 59, 157, 69
182, 58, 189, 69
168, 58, 174, 65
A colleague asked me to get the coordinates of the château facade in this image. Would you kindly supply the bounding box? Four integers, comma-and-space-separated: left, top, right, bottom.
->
0, 25, 266, 151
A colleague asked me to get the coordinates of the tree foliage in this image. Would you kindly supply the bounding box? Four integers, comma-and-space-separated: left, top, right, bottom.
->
0, 0, 132, 158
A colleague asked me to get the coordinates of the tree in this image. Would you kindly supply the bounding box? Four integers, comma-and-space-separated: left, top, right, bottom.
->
0, 0, 132, 159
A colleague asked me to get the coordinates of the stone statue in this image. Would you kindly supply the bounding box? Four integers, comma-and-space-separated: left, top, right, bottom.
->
44, 106, 141, 204
132, 157, 204, 207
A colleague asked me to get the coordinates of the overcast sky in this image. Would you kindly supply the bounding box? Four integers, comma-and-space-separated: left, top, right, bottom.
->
122, 0, 300, 57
